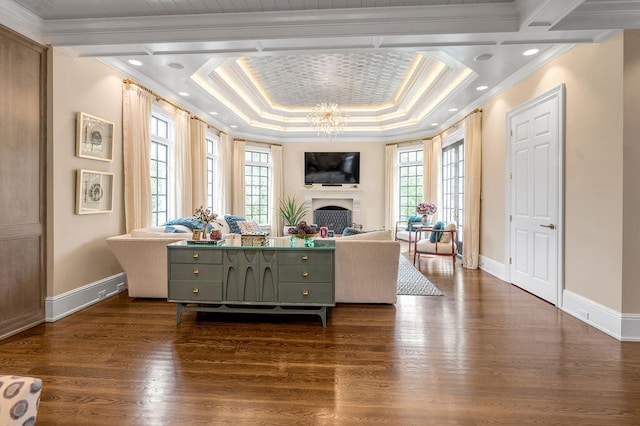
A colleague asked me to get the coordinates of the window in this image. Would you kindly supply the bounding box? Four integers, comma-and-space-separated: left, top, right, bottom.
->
398, 148, 424, 221
150, 112, 173, 226
245, 149, 270, 225
206, 134, 219, 212
442, 139, 464, 254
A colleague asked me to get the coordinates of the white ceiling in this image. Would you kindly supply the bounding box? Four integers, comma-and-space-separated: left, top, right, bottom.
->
2, 0, 640, 142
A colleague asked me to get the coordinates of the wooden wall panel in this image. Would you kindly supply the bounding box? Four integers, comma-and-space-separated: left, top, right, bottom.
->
0, 24, 47, 339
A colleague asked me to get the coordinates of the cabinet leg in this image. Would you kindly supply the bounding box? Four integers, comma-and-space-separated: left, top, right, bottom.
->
176, 304, 183, 324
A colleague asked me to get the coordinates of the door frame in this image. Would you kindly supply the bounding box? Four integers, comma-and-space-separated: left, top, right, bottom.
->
504, 84, 565, 306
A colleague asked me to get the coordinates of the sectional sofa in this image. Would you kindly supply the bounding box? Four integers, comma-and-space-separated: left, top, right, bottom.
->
107, 226, 400, 304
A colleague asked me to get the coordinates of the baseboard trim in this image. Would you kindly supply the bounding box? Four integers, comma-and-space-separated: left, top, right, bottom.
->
45, 273, 127, 322
560, 290, 637, 341
622, 314, 640, 342
478, 255, 506, 281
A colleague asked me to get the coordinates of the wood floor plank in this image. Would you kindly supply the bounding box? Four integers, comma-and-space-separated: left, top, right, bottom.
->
2, 251, 640, 425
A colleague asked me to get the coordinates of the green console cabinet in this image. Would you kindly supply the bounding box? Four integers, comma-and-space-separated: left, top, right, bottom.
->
167, 239, 335, 326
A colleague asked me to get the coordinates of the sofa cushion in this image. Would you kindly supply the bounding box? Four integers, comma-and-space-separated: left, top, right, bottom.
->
224, 215, 246, 234
340, 229, 392, 241
429, 221, 445, 243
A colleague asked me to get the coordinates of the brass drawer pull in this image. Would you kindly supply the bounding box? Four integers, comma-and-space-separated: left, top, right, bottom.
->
302, 290, 309, 296
193, 252, 199, 259
193, 288, 199, 294
302, 272, 309, 277
301, 255, 308, 261
193, 268, 199, 275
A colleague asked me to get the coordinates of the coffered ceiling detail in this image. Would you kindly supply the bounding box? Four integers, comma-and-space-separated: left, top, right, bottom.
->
2, 0, 640, 142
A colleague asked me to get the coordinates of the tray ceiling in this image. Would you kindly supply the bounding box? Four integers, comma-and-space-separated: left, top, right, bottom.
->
3, 0, 640, 142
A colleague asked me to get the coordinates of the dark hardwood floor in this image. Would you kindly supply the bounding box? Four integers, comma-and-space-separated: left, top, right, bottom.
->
2, 249, 640, 425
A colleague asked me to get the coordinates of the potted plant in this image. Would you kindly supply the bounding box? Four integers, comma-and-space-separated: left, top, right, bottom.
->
278, 196, 308, 234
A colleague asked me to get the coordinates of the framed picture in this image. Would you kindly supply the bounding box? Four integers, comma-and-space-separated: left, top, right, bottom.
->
76, 169, 114, 214
76, 112, 114, 161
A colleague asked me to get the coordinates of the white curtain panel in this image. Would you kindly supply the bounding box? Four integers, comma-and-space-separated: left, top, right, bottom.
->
122, 83, 152, 232
463, 111, 482, 269
270, 144, 283, 236
174, 109, 192, 218
423, 138, 433, 207
384, 144, 398, 230
232, 139, 246, 215
190, 119, 207, 211
218, 132, 231, 215
430, 135, 443, 222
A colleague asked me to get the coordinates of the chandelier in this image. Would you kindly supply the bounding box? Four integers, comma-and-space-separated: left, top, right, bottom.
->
306, 103, 349, 140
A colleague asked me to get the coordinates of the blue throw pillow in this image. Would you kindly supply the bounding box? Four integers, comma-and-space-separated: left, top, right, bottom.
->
342, 227, 367, 237
164, 225, 188, 233
405, 215, 422, 231
162, 217, 213, 232
429, 221, 445, 243
224, 215, 246, 234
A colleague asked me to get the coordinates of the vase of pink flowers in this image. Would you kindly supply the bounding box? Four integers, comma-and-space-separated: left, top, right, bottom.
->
416, 202, 437, 224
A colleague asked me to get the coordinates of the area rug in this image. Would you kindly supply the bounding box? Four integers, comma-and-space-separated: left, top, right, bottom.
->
397, 255, 444, 296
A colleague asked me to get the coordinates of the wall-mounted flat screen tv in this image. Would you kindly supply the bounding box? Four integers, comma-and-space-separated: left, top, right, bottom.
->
304, 152, 360, 185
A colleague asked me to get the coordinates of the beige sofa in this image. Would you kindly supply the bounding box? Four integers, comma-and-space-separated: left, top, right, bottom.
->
334, 229, 400, 304
107, 227, 400, 303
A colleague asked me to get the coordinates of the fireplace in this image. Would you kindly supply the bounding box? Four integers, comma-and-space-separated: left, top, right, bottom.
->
314, 206, 351, 234
302, 188, 362, 230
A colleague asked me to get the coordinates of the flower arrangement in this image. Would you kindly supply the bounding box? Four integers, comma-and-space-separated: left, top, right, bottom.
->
193, 205, 218, 232
416, 202, 437, 216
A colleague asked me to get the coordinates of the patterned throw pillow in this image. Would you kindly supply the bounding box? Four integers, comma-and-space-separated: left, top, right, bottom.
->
224, 215, 246, 234
237, 220, 261, 234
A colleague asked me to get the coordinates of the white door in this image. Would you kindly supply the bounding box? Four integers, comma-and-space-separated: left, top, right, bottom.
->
506, 86, 564, 305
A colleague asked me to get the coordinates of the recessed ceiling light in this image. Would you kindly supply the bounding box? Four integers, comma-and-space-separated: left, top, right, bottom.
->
523, 48, 540, 56
431, 123, 439, 127
448, 108, 458, 112
128, 59, 143, 66
209, 111, 219, 116
230, 125, 238, 128
178, 92, 189, 97
476, 85, 489, 91
474, 53, 493, 62
168, 62, 184, 69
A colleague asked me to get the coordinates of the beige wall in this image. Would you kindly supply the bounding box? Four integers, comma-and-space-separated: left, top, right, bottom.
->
480, 34, 625, 311
50, 49, 126, 296
281, 142, 386, 230
623, 30, 640, 313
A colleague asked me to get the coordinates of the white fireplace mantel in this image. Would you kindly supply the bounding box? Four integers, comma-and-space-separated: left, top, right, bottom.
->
302, 187, 362, 225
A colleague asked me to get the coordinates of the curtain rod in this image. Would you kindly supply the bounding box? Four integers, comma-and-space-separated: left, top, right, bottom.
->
123, 78, 224, 135
234, 138, 282, 147
385, 108, 482, 147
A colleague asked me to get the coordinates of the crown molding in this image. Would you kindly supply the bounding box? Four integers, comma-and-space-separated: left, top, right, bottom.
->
0, 0, 43, 43
42, 4, 519, 46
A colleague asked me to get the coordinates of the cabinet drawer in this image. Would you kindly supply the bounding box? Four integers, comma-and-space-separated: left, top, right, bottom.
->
279, 265, 333, 283
169, 280, 223, 302
170, 263, 222, 280
278, 251, 333, 266
279, 282, 333, 304
169, 249, 222, 264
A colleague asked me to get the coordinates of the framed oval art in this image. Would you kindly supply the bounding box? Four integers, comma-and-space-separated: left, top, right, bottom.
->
76, 111, 114, 161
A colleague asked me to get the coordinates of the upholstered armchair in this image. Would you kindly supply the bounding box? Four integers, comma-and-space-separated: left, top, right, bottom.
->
413, 222, 458, 266
0, 375, 42, 425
